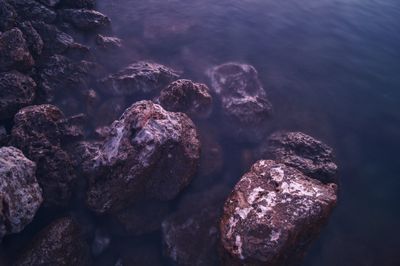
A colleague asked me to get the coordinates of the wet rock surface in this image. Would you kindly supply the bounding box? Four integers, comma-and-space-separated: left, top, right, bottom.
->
86, 100, 200, 213
207, 62, 273, 142
220, 160, 337, 266
15, 217, 91, 266
260, 131, 338, 184
0, 146, 42, 241
0, 28, 34, 71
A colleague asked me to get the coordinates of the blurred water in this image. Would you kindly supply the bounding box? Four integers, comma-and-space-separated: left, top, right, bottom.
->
97, 0, 400, 265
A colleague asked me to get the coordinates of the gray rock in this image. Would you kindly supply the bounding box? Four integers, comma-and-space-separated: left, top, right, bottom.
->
59, 9, 110, 31
0, 146, 42, 241
0, 28, 34, 71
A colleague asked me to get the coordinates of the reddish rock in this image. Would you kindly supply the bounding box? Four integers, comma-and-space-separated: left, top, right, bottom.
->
15, 217, 91, 266
86, 100, 200, 214
0, 28, 34, 71
0, 146, 42, 241
220, 160, 337, 266
158, 79, 213, 119
59, 9, 110, 31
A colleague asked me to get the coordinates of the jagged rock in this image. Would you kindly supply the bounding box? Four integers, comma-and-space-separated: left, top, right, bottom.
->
0, 71, 36, 121
0, 146, 42, 241
38, 0, 60, 7
59, 9, 110, 31
0, 0, 17, 32
0, 28, 34, 71
100, 61, 180, 97
59, 0, 95, 9
10, 105, 77, 206
207, 62, 273, 143
96, 34, 122, 50
260, 131, 338, 184
9, 0, 57, 23
66, 141, 101, 175
15, 217, 91, 266
18, 21, 44, 57
86, 100, 200, 214
158, 79, 213, 119
220, 160, 337, 266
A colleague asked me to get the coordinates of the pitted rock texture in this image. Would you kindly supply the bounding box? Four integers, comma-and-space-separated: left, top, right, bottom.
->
207, 62, 272, 142
0, 71, 36, 121
0, 146, 42, 241
59, 9, 110, 31
261, 131, 338, 184
220, 160, 337, 266
0, 0, 17, 32
0, 28, 34, 71
86, 100, 200, 214
158, 79, 213, 119
100, 61, 180, 97
15, 217, 91, 266
11, 104, 77, 207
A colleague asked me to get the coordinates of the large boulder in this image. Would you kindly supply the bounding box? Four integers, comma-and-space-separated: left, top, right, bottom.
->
0, 28, 34, 71
0, 71, 36, 121
0, 146, 42, 241
15, 217, 91, 266
207, 62, 273, 143
59, 9, 110, 31
158, 79, 213, 119
86, 100, 200, 214
220, 160, 337, 266
10, 105, 78, 207
259, 131, 338, 184
0, 0, 17, 32
99, 61, 180, 97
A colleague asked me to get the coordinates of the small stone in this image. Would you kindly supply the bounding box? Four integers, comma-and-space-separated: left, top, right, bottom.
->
0, 71, 36, 121
15, 217, 91, 266
0, 0, 17, 32
96, 34, 123, 50
0, 146, 43, 241
220, 160, 337, 266
158, 79, 213, 119
18, 21, 44, 56
59, 9, 110, 31
0, 28, 34, 71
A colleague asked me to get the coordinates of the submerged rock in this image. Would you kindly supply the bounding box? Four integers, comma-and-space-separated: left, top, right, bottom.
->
158, 79, 213, 119
0, 0, 17, 32
100, 61, 180, 97
0, 28, 34, 71
15, 217, 91, 266
220, 160, 337, 266
11, 105, 77, 207
207, 62, 273, 142
260, 131, 338, 184
18, 21, 44, 57
0, 146, 42, 241
59, 9, 110, 31
0, 71, 36, 121
86, 100, 200, 214
95, 34, 123, 50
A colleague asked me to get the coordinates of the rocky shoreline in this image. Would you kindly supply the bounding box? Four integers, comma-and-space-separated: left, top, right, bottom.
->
0, 1, 339, 265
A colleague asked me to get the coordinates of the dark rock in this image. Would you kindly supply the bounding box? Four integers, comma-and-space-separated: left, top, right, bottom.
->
9, 0, 57, 23
158, 79, 213, 119
59, 0, 95, 9
0, 71, 36, 121
10, 104, 77, 207
38, 0, 60, 7
118, 240, 163, 266
86, 100, 200, 214
15, 217, 91, 266
0, 28, 34, 71
0, 125, 7, 146
94, 97, 127, 127
66, 141, 101, 175
59, 9, 110, 31
207, 62, 273, 143
0, 0, 17, 32
260, 131, 338, 184
99, 61, 180, 97
18, 21, 44, 57
0, 146, 42, 241
220, 160, 337, 266
95, 34, 122, 50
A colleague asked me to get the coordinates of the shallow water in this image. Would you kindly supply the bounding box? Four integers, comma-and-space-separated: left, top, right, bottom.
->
95, 0, 400, 265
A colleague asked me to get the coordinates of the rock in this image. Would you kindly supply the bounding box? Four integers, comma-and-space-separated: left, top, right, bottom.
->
260, 131, 338, 184
59, 0, 95, 9
86, 100, 200, 214
59, 9, 110, 31
9, 0, 57, 23
18, 21, 44, 57
220, 160, 337, 266
15, 217, 91, 266
207, 63, 273, 143
158, 79, 213, 119
0, 71, 36, 121
99, 61, 180, 97
0, 28, 34, 71
0, 146, 42, 241
0, 0, 17, 32
0, 125, 7, 146
11, 105, 77, 207
38, 0, 60, 7
95, 34, 123, 50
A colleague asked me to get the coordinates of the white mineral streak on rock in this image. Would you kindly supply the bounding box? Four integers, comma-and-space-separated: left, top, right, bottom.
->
235, 235, 244, 260
270, 166, 284, 182
270, 230, 281, 242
